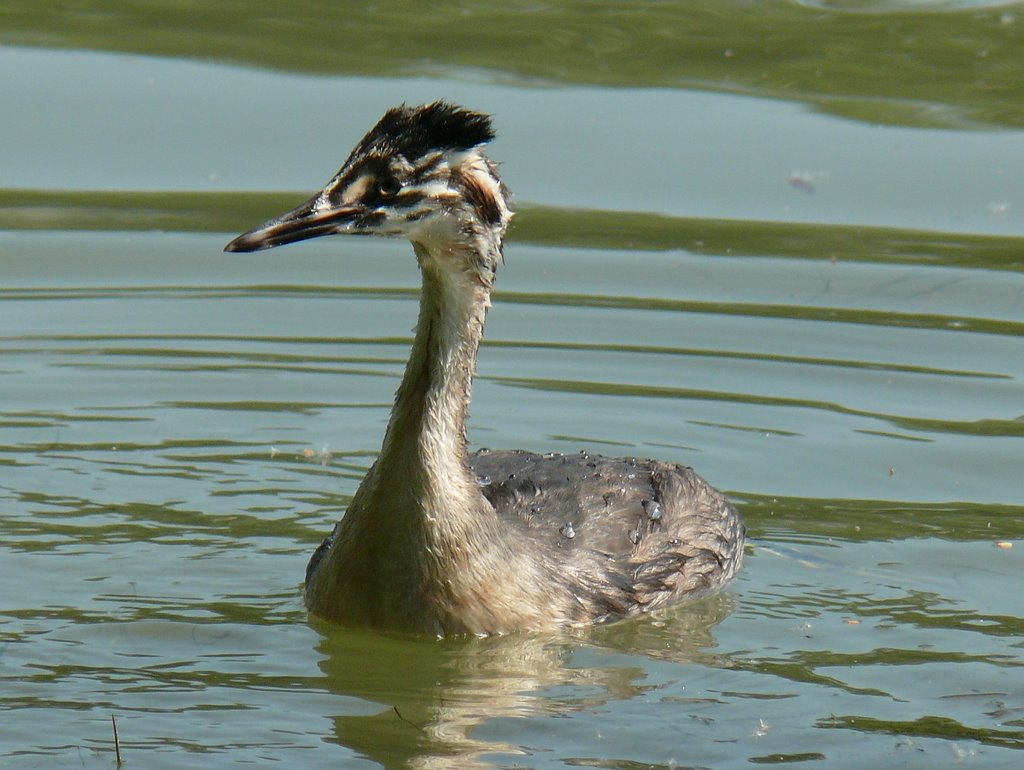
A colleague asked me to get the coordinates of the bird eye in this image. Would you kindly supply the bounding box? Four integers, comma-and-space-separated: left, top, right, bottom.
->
377, 177, 401, 197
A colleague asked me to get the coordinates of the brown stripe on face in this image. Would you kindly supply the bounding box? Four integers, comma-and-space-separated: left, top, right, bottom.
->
411, 152, 446, 177
392, 189, 426, 208
403, 208, 430, 223
453, 168, 503, 226
354, 210, 387, 228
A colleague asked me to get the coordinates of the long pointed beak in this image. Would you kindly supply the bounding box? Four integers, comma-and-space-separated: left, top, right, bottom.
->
224, 193, 363, 253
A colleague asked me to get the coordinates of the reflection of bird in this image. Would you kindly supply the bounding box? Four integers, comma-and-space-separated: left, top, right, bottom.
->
226, 102, 744, 635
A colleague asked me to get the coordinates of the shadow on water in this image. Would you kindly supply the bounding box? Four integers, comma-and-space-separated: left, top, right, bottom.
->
311, 594, 735, 768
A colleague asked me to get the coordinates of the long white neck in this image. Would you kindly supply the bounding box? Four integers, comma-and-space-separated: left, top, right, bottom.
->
376, 241, 491, 505
305, 237, 522, 634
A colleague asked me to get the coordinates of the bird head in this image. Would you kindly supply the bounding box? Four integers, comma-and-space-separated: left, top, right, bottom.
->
225, 102, 512, 269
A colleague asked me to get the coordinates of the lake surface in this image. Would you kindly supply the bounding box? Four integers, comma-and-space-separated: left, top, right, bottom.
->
2, 2, 1022, 767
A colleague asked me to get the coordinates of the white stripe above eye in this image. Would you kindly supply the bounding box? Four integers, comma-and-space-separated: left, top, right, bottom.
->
411, 180, 458, 200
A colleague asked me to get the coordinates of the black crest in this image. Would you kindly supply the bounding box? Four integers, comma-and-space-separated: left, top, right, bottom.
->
348, 102, 496, 164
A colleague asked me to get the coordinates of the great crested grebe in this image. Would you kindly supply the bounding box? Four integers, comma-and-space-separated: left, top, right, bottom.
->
226, 102, 744, 636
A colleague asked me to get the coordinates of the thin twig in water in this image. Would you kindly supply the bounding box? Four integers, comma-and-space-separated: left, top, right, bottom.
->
393, 706, 426, 733
111, 715, 122, 766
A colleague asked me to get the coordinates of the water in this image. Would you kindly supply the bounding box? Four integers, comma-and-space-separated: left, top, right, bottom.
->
2, 2, 1023, 767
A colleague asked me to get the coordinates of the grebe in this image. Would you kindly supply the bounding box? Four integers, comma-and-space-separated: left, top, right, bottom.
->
226, 102, 744, 636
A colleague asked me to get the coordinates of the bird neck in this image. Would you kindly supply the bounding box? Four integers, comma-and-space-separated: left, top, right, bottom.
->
304, 234, 516, 633
375, 240, 493, 513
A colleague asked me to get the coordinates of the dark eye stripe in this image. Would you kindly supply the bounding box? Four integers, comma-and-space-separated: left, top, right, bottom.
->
414, 167, 446, 186
354, 211, 386, 228
403, 209, 430, 223
413, 155, 443, 176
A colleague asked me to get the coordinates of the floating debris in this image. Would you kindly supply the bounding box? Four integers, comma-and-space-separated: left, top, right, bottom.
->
112, 715, 122, 766
788, 170, 828, 194
301, 446, 333, 465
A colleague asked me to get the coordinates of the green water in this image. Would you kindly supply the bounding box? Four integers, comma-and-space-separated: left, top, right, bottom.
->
2, 2, 1022, 768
